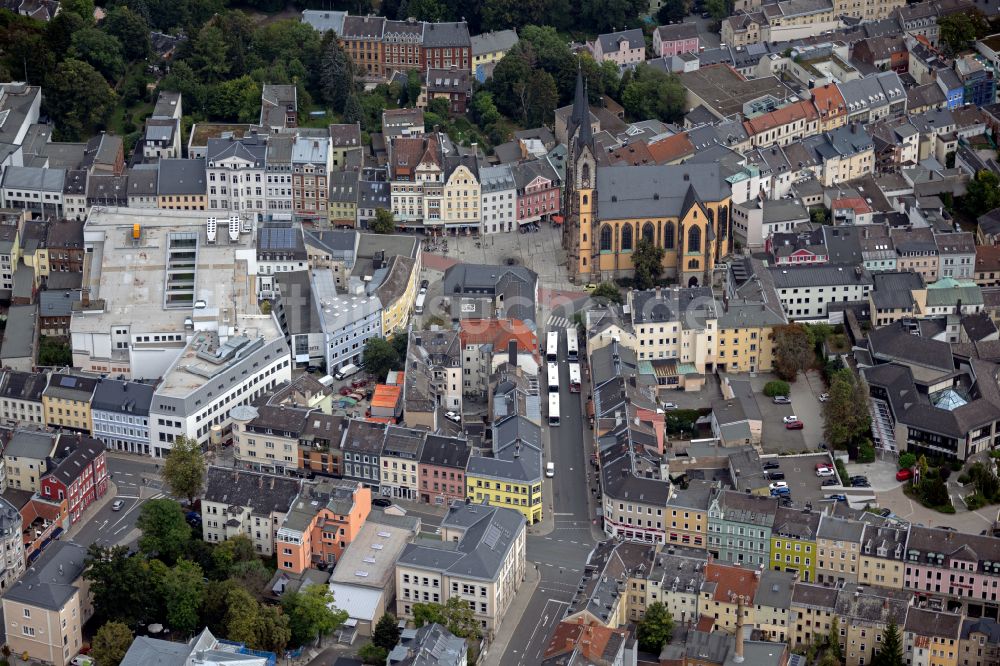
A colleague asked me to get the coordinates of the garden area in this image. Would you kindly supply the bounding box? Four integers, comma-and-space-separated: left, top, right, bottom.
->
900, 453, 959, 514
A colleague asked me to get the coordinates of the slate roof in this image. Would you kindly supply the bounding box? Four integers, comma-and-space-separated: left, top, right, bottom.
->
0, 371, 45, 403
471, 29, 518, 56
422, 21, 470, 48
594, 164, 730, 219
203, 466, 301, 516
871, 271, 923, 310
91, 378, 154, 416
156, 158, 206, 195
45, 434, 103, 487
396, 502, 525, 582
4, 429, 54, 459
769, 263, 873, 289
596, 28, 644, 53
4, 541, 86, 610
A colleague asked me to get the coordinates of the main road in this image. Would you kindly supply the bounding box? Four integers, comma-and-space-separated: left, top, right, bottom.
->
499, 317, 602, 666
71, 455, 165, 548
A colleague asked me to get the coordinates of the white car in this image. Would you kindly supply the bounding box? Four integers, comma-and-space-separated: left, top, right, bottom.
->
769, 481, 789, 491
819, 393, 830, 402
662, 402, 679, 410
546, 462, 555, 478
444, 411, 461, 424
816, 467, 836, 477
782, 415, 799, 424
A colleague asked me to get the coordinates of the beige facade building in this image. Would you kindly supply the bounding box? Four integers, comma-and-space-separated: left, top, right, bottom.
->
4, 430, 57, 492
2, 542, 92, 666
816, 514, 864, 585
396, 502, 525, 640
201, 467, 302, 556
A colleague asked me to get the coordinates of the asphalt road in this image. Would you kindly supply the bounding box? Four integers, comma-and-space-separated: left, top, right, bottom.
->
71, 456, 165, 548
499, 317, 600, 666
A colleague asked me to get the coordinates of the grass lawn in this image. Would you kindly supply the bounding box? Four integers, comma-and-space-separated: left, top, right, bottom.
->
108, 101, 152, 136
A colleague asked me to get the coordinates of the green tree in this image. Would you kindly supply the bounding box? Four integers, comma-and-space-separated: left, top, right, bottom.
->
827, 617, 843, 662
163, 435, 205, 503
471, 91, 501, 128
159, 61, 207, 114
631, 239, 665, 290
210, 534, 257, 578
282, 584, 349, 648
969, 462, 1000, 501
103, 6, 152, 62
621, 64, 686, 123
657, 0, 688, 23
872, 619, 903, 666
206, 76, 262, 123
372, 613, 401, 651
773, 324, 814, 381
938, 11, 989, 55
963, 170, 1000, 218
253, 604, 292, 654
636, 602, 674, 653
137, 499, 191, 564
61, 0, 96, 21
705, 0, 733, 21
822, 368, 872, 449
406, 69, 422, 105
318, 32, 355, 113
898, 453, 916, 471
161, 559, 205, 635
91, 621, 133, 666
358, 642, 390, 665
343, 94, 365, 126
858, 440, 876, 464
190, 24, 231, 83
578, 0, 647, 33
591, 282, 623, 304
225, 587, 261, 646
46, 11, 87, 59
370, 208, 396, 234
921, 477, 950, 507
404, 0, 448, 21
38, 337, 72, 367
44, 59, 117, 141
763, 380, 790, 397
362, 337, 400, 381
84, 544, 159, 626
810, 207, 830, 225
411, 602, 447, 628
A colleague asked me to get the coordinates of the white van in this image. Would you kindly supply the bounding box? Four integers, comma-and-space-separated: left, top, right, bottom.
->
334, 363, 361, 380
546, 462, 555, 478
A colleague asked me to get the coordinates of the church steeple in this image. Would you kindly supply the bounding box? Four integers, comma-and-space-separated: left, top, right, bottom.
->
569, 62, 592, 150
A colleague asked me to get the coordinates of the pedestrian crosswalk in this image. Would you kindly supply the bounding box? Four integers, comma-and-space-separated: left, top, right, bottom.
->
547, 315, 570, 330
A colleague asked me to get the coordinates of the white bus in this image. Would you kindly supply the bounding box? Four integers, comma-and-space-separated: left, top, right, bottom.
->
548, 392, 561, 426
568, 363, 581, 393
566, 328, 579, 361
547, 362, 560, 393
546, 330, 559, 362
414, 292, 426, 314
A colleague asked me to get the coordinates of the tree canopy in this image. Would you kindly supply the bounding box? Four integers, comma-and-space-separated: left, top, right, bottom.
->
362, 337, 402, 381
822, 368, 872, 450
137, 499, 192, 564
91, 621, 133, 666
163, 435, 206, 502
622, 65, 686, 124
282, 584, 350, 648
963, 170, 1000, 219
773, 324, 814, 381
632, 239, 665, 290
636, 602, 674, 653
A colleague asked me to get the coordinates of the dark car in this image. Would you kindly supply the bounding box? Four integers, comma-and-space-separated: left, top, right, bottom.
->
762, 461, 780, 470
305, 365, 320, 373
851, 479, 871, 488
821, 478, 839, 487
372, 498, 392, 508
828, 494, 847, 502
767, 471, 785, 481
420, 279, 429, 289
701, 11, 711, 18
879, 508, 892, 517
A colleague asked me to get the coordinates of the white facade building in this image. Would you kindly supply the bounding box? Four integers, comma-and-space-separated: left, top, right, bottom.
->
312, 269, 383, 372
90, 378, 154, 455
479, 164, 516, 234
769, 264, 874, 320
206, 135, 268, 223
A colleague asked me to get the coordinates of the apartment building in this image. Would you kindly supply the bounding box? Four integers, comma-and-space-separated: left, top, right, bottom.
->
511, 157, 561, 228
232, 404, 307, 475
382, 18, 424, 72
591, 29, 645, 66
201, 466, 301, 556
769, 263, 874, 320
291, 136, 332, 224
858, 523, 907, 590
706, 489, 778, 567
206, 134, 267, 221
466, 414, 543, 524
39, 435, 108, 525
2, 542, 92, 666
312, 269, 383, 373
770, 507, 820, 582
0, 371, 46, 426
0, 167, 65, 219
90, 378, 154, 455
340, 15, 386, 78
479, 164, 516, 234
627, 287, 720, 376
4, 430, 56, 492
418, 434, 470, 506
440, 154, 480, 232
0, 496, 23, 591
422, 21, 471, 71
41, 374, 97, 434
156, 158, 207, 211
396, 501, 526, 639
276, 477, 371, 573
265, 134, 294, 216
148, 316, 291, 457
379, 426, 424, 501
904, 609, 962, 666
815, 514, 864, 585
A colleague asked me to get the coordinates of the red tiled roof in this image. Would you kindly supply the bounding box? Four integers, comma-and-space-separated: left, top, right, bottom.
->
459, 319, 539, 360
647, 133, 695, 164
704, 562, 761, 602
743, 100, 819, 136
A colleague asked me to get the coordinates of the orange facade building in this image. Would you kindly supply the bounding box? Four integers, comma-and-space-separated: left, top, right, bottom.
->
276, 478, 371, 573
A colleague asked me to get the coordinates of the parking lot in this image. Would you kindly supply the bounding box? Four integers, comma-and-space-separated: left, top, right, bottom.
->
751, 371, 826, 453
765, 452, 841, 507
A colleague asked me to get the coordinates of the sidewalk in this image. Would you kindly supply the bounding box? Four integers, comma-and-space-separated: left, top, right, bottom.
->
480, 561, 540, 666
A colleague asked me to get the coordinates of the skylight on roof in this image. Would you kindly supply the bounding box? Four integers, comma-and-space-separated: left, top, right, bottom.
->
931, 388, 967, 411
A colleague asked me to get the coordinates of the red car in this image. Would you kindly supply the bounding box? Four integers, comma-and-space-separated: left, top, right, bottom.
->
339, 386, 352, 396
785, 420, 804, 430
352, 379, 368, 389
896, 468, 912, 482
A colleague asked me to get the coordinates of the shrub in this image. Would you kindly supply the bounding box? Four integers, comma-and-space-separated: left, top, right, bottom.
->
966, 493, 988, 510
763, 380, 790, 397
898, 453, 916, 470
958, 473, 971, 485
834, 460, 849, 486
951, 459, 965, 472
857, 440, 875, 464
939, 466, 952, 482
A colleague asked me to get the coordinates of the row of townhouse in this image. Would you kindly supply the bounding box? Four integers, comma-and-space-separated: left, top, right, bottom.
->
586, 283, 786, 380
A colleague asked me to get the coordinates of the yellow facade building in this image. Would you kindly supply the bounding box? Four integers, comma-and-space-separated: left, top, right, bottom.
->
41, 374, 97, 434
770, 507, 820, 582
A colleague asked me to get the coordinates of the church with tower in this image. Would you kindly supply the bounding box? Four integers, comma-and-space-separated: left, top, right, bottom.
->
561, 69, 734, 287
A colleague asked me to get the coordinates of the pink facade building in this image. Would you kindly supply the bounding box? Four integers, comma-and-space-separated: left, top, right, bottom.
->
418, 434, 470, 506
653, 23, 700, 58
903, 526, 1000, 611
512, 158, 561, 226
591, 29, 646, 67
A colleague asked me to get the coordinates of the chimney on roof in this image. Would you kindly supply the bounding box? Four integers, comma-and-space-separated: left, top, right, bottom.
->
733, 596, 745, 662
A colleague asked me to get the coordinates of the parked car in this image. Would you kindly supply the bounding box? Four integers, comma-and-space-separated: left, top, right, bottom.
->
339, 386, 352, 396
819, 393, 829, 402
772, 396, 791, 404
762, 461, 780, 470
821, 478, 839, 487
851, 478, 871, 488
445, 411, 462, 424
785, 420, 804, 430
111, 499, 124, 511
662, 402, 679, 410
769, 481, 788, 491
896, 468, 912, 481
372, 498, 392, 508
816, 466, 835, 477
782, 415, 799, 424
879, 508, 892, 517
351, 379, 368, 389
767, 471, 785, 481
770, 487, 791, 497
850, 475, 868, 484
828, 494, 847, 502
305, 365, 321, 374
420, 279, 429, 289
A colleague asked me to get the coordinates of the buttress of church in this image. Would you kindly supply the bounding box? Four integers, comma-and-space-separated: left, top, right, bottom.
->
561, 68, 733, 287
